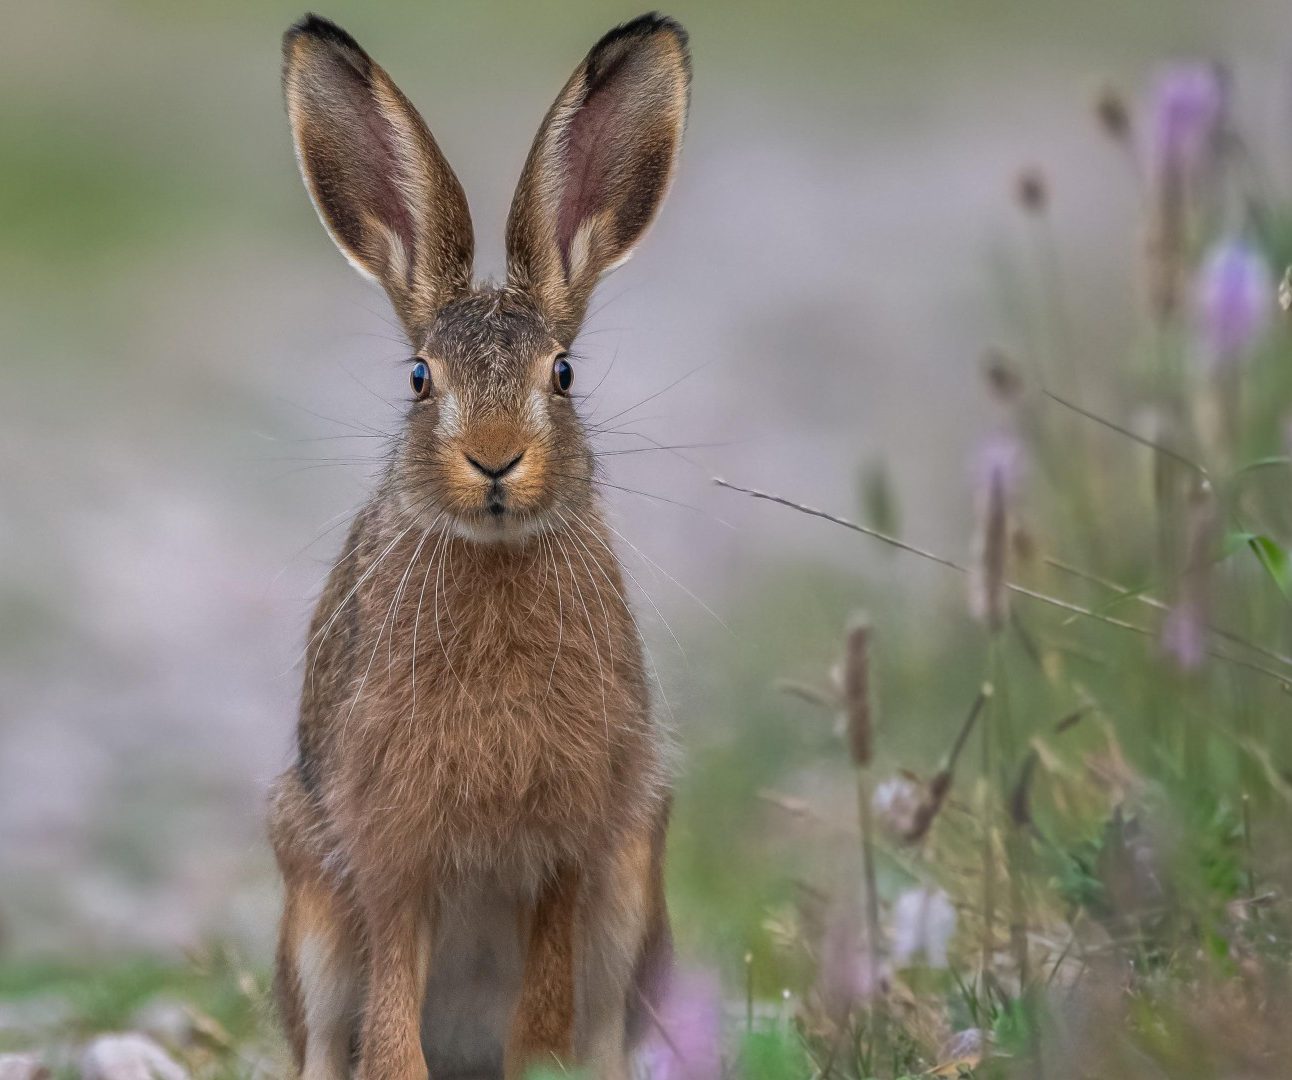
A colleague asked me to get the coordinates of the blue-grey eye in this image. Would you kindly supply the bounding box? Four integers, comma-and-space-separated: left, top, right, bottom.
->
410, 360, 432, 399
552, 355, 574, 394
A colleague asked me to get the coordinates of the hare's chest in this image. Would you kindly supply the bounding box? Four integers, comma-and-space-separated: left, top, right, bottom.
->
343, 538, 655, 859
355, 693, 644, 875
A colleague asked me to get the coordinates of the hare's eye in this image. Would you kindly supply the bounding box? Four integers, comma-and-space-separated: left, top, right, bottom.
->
551, 355, 574, 395
410, 360, 432, 399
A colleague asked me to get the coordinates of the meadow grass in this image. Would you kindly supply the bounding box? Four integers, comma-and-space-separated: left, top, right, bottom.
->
662, 63, 1292, 1080
5, 41, 1292, 1080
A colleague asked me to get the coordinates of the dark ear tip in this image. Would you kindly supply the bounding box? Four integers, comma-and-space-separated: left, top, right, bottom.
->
596, 12, 690, 64
632, 12, 689, 45
283, 13, 366, 62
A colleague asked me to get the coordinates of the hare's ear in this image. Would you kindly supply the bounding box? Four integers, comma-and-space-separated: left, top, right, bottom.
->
505, 14, 690, 342
282, 15, 474, 329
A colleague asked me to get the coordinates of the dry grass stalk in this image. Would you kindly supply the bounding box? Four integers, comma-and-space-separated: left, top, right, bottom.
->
1094, 84, 1131, 142
843, 615, 874, 767
902, 685, 992, 845
713, 477, 1292, 688
969, 465, 1010, 633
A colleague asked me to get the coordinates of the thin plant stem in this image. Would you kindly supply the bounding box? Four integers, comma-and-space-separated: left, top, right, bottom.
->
855, 768, 888, 1077
713, 478, 1292, 689
1044, 556, 1292, 671
979, 702, 996, 993
1042, 389, 1207, 478
744, 951, 754, 1034
991, 637, 1029, 993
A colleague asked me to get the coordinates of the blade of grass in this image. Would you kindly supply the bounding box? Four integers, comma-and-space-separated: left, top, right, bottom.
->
714, 477, 1292, 689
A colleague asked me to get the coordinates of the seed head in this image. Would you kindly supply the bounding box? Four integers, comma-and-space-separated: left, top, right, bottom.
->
1012, 522, 1037, 565
1015, 167, 1048, 214
969, 434, 1022, 633
982, 346, 1024, 403
842, 615, 873, 767
1094, 83, 1131, 141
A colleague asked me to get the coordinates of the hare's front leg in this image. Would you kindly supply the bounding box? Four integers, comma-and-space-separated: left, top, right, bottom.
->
276, 874, 362, 1080
506, 865, 580, 1078
357, 897, 434, 1080
582, 808, 673, 1080
269, 771, 363, 1080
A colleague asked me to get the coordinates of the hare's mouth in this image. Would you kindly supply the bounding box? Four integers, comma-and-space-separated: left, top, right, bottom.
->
448, 499, 549, 545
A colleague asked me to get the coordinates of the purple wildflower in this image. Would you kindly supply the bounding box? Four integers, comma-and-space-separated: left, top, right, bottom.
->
1148, 62, 1225, 180
971, 431, 1025, 501
641, 968, 723, 1080
1161, 598, 1207, 670
1194, 238, 1272, 366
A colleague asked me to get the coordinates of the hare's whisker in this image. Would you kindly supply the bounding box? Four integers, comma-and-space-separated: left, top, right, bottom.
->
290, 515, 420, 681
337, 360, 407, 419
553, 510, 612, 742
277, 398, 400, 440
266, 500, 363, 598
341, 524, 434, 734
432, 526, 469, 700
591, 355, 719, 428
601, 518, 728, 634
562, 508, 675, 727
407, 513, 446, 730
548, 471, 735, 527
570, 508, 687, 668
300, 489, 438, 671
385, 525, 435, 676
543, 528, 565, 701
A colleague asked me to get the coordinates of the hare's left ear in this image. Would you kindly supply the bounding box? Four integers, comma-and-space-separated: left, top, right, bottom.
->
505, 14, 691, 342
282, 15, 474, 331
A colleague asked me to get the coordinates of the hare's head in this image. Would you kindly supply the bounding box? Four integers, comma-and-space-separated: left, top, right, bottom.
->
282, 13, 690, 541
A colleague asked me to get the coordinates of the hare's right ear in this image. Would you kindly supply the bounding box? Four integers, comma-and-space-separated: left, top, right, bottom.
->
282, 15, 474, 330
505, 14, 691, 343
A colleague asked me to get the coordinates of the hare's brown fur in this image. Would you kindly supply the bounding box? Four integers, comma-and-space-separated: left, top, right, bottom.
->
269, 11, 690, 1080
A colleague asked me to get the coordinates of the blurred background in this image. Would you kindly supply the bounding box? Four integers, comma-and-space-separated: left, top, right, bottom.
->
5, 0, 1292, 1074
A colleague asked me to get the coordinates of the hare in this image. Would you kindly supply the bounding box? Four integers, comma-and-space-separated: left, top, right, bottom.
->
268, 11, 691, 1080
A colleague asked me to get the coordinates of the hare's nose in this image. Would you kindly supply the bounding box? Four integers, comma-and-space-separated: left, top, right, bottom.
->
464, 450, 525, 480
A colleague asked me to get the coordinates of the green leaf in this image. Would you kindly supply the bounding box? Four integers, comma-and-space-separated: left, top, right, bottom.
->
1233, 455, 1292, 479
1246, 534, 1292, 598
1223, 530, 1256, 558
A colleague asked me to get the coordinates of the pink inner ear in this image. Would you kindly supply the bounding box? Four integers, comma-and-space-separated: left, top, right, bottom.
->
307, 48, 418, 278
553, 53, 635, 276
355, 97, 417, 269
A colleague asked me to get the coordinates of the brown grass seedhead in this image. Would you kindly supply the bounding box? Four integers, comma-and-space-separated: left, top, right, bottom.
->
1094, 83, 1131, 141
982, 346, 1024, 404
1015, 167, 1049, 214
970, 466, 1010, 633
843, 614, 874, 767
